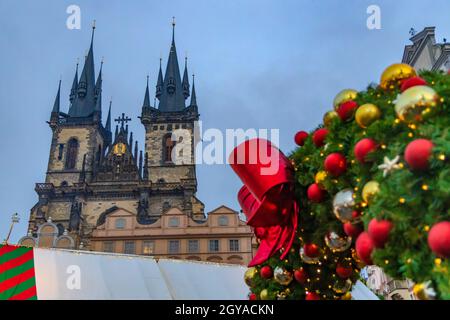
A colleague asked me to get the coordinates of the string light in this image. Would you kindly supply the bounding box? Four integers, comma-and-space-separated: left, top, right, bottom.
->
384, 260, 389, 264
421, 184, 429, 191
408, 132, 414, 138
423, 225, 430, 232
399, 198, 406, 204
435, 258, 442, 266
438, 154, 446, 161
394, 118, 400, 124
407, 258, 412, 264
381, 144, 387, 149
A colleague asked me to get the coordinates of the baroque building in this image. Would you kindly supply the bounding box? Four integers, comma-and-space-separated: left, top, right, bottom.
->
20, 22, 255, 265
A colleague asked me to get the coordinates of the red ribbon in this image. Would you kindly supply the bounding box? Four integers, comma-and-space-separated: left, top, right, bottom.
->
229, 139, 298, 266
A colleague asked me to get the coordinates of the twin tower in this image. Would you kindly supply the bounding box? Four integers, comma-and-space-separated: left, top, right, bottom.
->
28, 22, 205, 247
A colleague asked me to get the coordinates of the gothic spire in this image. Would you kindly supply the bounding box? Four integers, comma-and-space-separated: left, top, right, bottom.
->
157, 18, 186, 112
105, 99, 112, 132
69, 61, 79, 103
69, 21, 97, 118
156, 58, 163, 99
94, 59, 103, 113
190, 74, 197, 107
142, 75, 151, 108
52, 80, 61, 113
182, 56, 190, 99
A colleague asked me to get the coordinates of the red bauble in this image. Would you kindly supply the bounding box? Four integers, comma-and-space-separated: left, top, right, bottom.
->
355, 232, 374, 265
352, 210, 361, 219
260, 265, 273, 279
294, 268, 308, 284
428, 221, 450, 258
324, 153, 347, 176
249, 293, 257, 300
312, 128, 329, 147
336, 263, 353, 279
337, 100, 358, 121
401, 76, 427, 92
307, 183, 326, 203
368, 219, 392, 248
295, 131, 309, 146
343, 222, 363, 238
305, 292, 320, 300
303, 243, 320, 258
405, 139, 434, 170
354, 138, 378, 163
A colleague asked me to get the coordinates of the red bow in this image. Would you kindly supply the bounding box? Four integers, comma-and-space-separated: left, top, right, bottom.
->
229, 139, 298, 266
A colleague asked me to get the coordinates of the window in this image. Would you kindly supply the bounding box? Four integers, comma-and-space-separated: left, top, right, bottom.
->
168, 217, 179, 227
142, 241, 155, 255
65, 138, 79, 169
103, 241, 115, 253
124, 241, 135, 254
58, 144, 64, 160
115, 218, 126, 229
168, 240, 180, 254
164, 135, 175, 162
209, 240, 220, 252
229, 239, 240, 252
218, 216, 229, 226
188, 240, 199, 253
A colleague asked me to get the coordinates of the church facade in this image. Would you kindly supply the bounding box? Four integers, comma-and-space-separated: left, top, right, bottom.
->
20, 23, 255, 265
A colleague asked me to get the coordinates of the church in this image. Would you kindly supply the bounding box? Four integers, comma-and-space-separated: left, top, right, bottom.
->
19, 22, 255, 265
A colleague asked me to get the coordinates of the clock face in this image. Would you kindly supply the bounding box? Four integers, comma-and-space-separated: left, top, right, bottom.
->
113, 142, 126, 156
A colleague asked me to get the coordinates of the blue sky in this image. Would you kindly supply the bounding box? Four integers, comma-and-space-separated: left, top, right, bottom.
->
0, 0, 449, 242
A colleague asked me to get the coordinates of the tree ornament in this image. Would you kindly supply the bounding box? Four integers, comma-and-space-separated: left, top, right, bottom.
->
333, 89, 358, 110
354, 138, 378, 163
244, 267, 258, 287
332, 189, 355, 223
323, 110, 339, 128
332, 279, 353, 294
427, 221, 450, 258
362, 181, 380, 203
368, 219, 392, 248
378, 155, 401, 177
260, 289, 271, 300
380, 63, 416, 90
400, 76, 427, 92
314, 171, 328, 189
355, 232, 374, 265
355, 103, 381, 128
303, 243, 320, 258
249, 293, 257, 300
413, 281, 436, 300
343, 222, 363, 238
307, 183, 326, 203
273, 266, 293, 286
341, 292, 352, 300
294, 268, 308, 284
324, 231, 352, 252
294, 131, 309, 146
405, 139, 434, 171
312, 128, 329, 147
300, 245, 320, 264
337, 100, 358, 121
395, 85, 439, 123
305, 292, 320, 300
260, 265, 273, 279
336, 263, 353, 279
324, 153, 347, 176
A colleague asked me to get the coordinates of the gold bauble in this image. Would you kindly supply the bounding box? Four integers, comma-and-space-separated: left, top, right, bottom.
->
332, 279, 353, 294
413, 281, 436, 300
315, 171, 328, 189
362, 181, 380, 203
333, 89, 358, 110
380, 63, 417, 90
244, 267, 258, 287
273, 266, 293, 286
323, 110, 339, 128
332, 189, 356, 223
395, 85, 439, 123
341, 292, 352, 300
355, 104, 381, 128
260, 289, 271, 300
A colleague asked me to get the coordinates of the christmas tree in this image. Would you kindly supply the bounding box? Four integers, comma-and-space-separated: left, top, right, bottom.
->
231, 64, 449, 300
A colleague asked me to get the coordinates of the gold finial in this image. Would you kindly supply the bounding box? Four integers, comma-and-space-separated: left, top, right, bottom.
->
101, 56, 105, 64
172, 16, 176, 27
92, 19, 96, 29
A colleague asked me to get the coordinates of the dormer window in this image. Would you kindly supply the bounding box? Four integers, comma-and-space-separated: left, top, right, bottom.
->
167, 77, 175, 94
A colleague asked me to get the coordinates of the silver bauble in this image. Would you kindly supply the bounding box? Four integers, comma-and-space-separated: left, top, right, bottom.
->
299, 247, 320, 264
324, 231, 352, 252
332, 189, 355, 223
273, 266, 293, 286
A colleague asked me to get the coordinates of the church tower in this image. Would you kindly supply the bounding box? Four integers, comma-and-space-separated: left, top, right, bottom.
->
139, 20, 203, 221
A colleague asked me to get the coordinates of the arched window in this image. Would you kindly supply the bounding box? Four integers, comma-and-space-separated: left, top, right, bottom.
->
65, 138, 79, 169
164, 135, 175, 162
